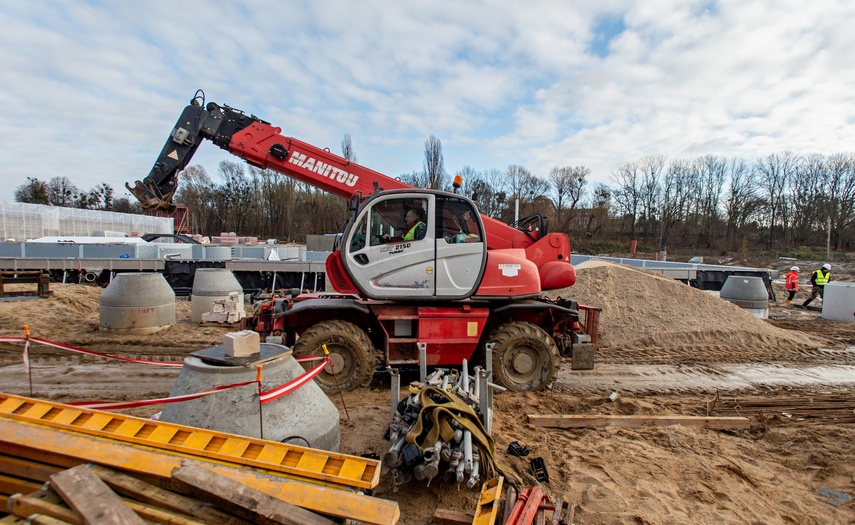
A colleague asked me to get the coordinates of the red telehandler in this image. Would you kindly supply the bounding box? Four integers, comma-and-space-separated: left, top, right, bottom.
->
128, 91, 598, 392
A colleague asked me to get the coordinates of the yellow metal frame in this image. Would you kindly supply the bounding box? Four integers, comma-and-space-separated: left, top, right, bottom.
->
0, 393, 378, 490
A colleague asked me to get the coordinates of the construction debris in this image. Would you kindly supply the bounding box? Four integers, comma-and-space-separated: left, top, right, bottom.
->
0, 393, 398, 525
201, 291, 246, 324
385, 364, 511, 490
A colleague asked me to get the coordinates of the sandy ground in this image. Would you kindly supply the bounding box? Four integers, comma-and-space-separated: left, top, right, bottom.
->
1, 260, 854, 524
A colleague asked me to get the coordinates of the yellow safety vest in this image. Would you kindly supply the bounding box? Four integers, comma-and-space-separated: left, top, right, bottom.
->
813, 269, 830, 286
403, 221, 425, 241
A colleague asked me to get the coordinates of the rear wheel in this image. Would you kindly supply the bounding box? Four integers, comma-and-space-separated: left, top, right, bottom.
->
292, 320, 376, 392
488, 322, 559, 392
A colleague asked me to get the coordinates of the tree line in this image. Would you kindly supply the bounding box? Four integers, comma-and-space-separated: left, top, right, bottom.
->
13, 138, 855, 253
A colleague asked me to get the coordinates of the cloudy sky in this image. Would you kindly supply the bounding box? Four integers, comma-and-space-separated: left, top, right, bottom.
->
1, 1, 854, 204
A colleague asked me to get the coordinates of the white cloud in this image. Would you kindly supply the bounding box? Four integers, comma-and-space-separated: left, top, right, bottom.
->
1, 0, 853, 206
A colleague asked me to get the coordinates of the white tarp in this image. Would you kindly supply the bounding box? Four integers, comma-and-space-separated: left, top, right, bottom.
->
0, 201, 172, 241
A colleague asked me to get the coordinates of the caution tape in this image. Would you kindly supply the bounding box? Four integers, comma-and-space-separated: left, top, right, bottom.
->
259, 356, 330, 404
67, 380, 260, 410
64, 356, 330, 410
0, 336, 183, 367
1, 333, 334, 410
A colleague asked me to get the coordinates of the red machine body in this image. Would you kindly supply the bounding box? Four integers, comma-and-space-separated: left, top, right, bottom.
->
127, 91, 596, 392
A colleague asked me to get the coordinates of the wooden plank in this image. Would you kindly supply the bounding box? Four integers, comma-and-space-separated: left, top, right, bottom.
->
0, 453, 62, 482
431, 508, 474, 525
32, 483, 197, 525
9, 493, 82, 524
118, 498, 206, 525
169, 461, 335, 525
551, 497, 563, 525
528, 414, 752, 429
0, 472, 42, 496
500, 485, 517, 525
49, 465, 145, 525
87, 464, 250, 525
24, 515, 73, 525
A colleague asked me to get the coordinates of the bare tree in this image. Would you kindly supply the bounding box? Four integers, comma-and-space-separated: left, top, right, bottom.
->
611, 160, 643, 239
826, 152, 855, 250
398, 171, 430, 188
548, 166, 589, 232
341, 133, 357, 163
14, 177, 49, 204
47, 177, 78, 207
659, 159, 692, 249
464, 168, 506, 219
756, 152, 798, 248
637, 155, 665, 241
723, 159, 762, 249
789, 154, 826, 245
176, 165, 217, 235
694, 155, 727, 248
214, 161, 255, 234
423, 135, 445, 189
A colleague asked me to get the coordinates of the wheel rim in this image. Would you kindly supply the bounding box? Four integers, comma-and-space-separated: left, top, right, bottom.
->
502, 343, 544, 385
317, 342, 355, 384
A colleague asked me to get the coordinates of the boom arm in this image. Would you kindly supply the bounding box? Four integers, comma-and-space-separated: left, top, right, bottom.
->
128, 94, 566, 255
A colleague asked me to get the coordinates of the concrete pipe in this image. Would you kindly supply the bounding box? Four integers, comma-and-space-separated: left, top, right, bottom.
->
99, 273, 175, 333
191, 268, 244, 322
720, 275, 769, 319
159, 348, 340, 451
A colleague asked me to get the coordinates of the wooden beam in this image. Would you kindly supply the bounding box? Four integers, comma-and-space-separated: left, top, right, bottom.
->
20, 482, 206, 525
87, 464, 247, 525
0, 472, 42, 497
9, 493, 82, 524
527, 414, 751, 429
432, 508, 475, 525
170, 461, 335, 525
0, 453, 62, 482
49, 465, 146, 525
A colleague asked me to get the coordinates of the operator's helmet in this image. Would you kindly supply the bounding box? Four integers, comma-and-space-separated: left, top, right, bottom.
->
822, 263, 831, 270
791, 266, 800, 272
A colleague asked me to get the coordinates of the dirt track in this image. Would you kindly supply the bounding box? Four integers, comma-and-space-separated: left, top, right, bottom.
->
1, 265, 854, 524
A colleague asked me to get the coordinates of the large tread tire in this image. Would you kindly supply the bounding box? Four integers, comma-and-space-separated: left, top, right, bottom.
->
292, 320, 376, 392
488, 322, 560, 392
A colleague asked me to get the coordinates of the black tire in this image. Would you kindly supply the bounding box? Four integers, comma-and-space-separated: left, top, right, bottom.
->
292, 320, 376, 392
487, 322, 560, 392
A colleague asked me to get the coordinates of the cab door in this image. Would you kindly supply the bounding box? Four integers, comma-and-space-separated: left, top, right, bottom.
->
343, 193, 436, 299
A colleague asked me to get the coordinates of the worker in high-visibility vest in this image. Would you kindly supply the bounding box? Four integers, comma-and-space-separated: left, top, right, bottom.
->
802, 263, 831, 308
785, 266, 800, 304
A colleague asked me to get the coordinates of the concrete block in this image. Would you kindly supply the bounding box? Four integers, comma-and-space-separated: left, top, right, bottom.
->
224, 330, 260, 357
571, 343, 596, 370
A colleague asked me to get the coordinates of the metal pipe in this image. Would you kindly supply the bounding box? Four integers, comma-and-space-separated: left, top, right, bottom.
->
418, 343, 427, 383
461, 358, 469, 393
388, 367, 400, 419
463, 430, 473, 473
467, 448, 480, 489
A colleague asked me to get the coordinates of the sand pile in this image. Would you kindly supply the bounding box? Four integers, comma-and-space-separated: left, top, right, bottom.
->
544, 260, 820, 363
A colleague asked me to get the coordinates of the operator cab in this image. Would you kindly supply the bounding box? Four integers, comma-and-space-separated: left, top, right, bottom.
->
343, 191, 487, 299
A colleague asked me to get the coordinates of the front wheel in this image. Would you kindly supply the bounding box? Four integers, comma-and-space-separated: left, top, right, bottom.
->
487, 322, 560, 392
292, 320, 376, 392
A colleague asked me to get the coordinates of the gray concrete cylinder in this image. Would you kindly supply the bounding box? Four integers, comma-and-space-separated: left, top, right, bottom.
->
99, 273, 176, 333
821, 282, 855, 322
191, 268, 244, 322
720, 275, 769, 318
159, 350, 340, 451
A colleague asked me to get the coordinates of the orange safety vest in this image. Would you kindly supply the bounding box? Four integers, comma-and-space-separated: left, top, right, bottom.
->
785, 271, 799, 292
